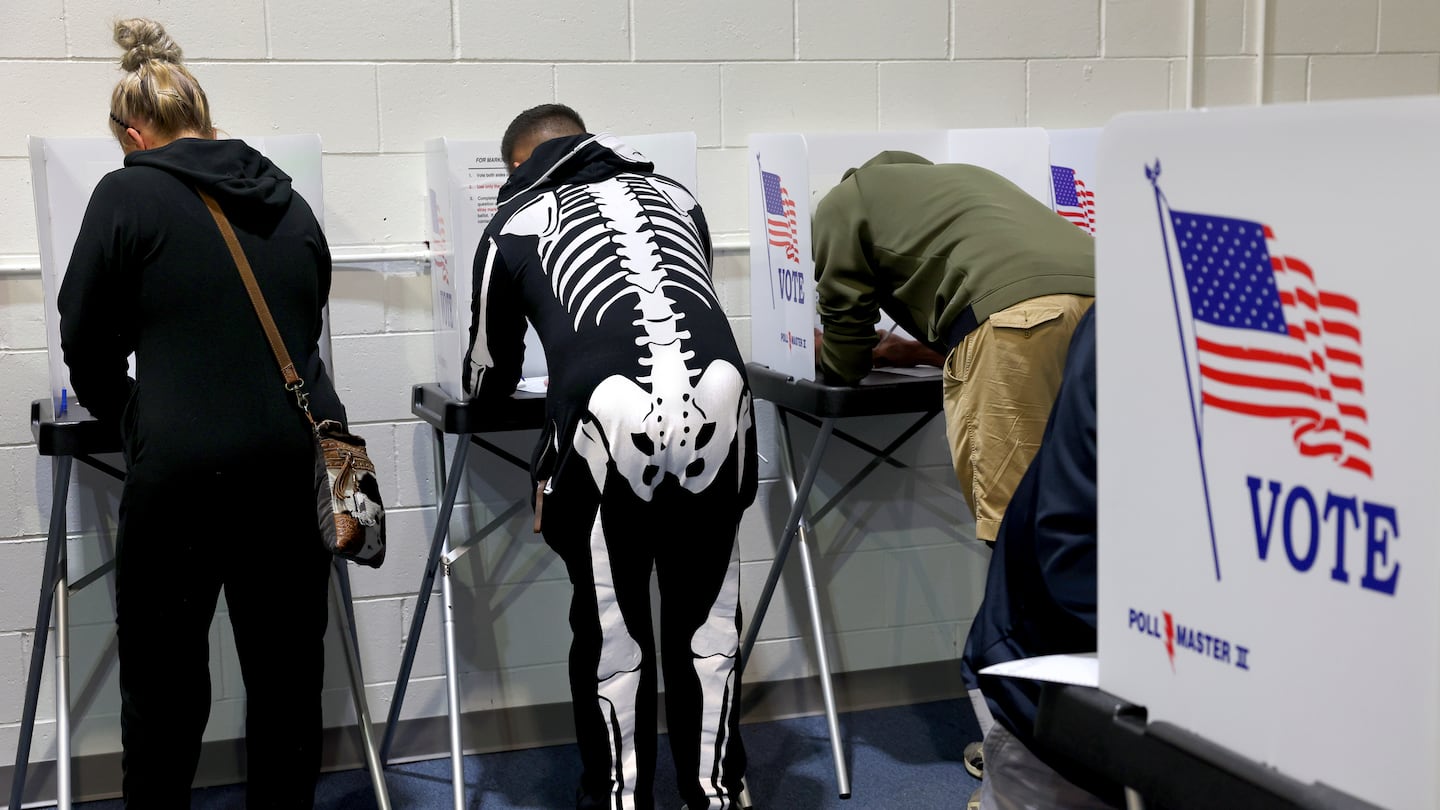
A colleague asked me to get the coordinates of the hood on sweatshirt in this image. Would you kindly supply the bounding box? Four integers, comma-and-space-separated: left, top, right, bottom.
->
124, 137, 295, 211
841, 150, 934, 182
496, 132, 656, 206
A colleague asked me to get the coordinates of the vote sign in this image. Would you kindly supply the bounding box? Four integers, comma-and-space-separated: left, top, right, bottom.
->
1097, 97, 1440, 810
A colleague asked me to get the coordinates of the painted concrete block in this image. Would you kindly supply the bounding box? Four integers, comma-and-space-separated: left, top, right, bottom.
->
879, 62, 1027, 130
0, 0, 66, 58
65, 0, 266, 60
457, 0, 630, 61
1027, 58, 1172, 127
0, 161, 39, 259
270, 0, 452, 60
1271, 0, 1379, 55
377, 63, 554, 153
953, 0, 1101, 59
798, 0, 949, 59
1309, 53, 1440, 100
0, 276, 48, 351
556, 64, 722, 148
721, 64, 878, 148
320, 153, 426, 246
199, 64, 380, 155
633, 0, 794, 60
1379, 0, 1440, 52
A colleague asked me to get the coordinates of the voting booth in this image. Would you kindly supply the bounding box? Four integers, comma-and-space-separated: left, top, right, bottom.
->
741, 126, 1061, 796
425, 132, 699, 399
28, 134, 328, 416
19, 134, 392, 809
1096, 96, 1440, 810
746, 127, 1058, 381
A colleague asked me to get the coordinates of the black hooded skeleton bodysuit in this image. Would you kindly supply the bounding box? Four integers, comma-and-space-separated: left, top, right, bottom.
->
463, 134, 758, 810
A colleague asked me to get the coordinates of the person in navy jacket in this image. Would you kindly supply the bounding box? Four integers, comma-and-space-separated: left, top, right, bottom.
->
962, 308, 1122, 808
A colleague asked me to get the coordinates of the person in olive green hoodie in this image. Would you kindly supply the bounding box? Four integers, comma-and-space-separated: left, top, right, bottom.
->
813, 151, 1094, 546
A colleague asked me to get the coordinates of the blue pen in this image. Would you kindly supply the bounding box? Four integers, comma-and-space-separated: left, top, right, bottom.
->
60, 388, 68, 416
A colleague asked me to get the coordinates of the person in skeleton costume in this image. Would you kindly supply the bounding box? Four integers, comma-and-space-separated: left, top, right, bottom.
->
463, 105, 757, 810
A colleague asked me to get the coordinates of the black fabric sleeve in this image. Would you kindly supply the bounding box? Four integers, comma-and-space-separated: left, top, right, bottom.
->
57, 173, 137, 423
305, 222, 348, 426
691, 203, 715, 271
462, 236, 526, 400
813, 176, 881, 386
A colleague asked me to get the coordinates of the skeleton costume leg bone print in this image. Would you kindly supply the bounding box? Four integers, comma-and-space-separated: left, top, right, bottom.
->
464, 135, 757, 810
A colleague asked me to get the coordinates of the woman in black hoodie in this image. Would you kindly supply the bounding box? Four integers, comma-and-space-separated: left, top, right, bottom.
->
58, 19, 343, 808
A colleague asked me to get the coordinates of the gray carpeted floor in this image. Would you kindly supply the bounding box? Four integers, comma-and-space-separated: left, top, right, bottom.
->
77, 698, 982, 808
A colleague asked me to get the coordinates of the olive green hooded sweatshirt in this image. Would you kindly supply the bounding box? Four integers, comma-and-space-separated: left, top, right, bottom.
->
813, 151, 1094, 384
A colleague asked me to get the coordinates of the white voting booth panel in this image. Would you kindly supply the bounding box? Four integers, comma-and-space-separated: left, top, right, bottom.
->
426, 132, 699, 400
28, 134, 329, 415
1048, 127, 1101, 235
748, 128, 1053, 381
1096, 97, 1440, 810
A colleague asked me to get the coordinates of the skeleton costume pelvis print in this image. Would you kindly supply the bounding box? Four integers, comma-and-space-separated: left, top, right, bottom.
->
463, 134, 758, 810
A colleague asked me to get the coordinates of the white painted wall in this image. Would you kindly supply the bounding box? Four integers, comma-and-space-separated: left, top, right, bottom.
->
1, 0, 1437, 769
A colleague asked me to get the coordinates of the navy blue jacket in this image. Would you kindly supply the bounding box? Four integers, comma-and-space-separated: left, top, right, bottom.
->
962, 307, 1118, 803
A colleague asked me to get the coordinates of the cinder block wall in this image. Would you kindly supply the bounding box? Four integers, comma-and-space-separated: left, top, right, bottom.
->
1, 0, 1436, 772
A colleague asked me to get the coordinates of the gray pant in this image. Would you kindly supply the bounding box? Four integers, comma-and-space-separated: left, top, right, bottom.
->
978, 724, 1112, 810
969, 688, 997, 738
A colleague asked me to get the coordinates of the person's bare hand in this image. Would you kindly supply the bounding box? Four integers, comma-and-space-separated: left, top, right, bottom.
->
873, 329, 945, 368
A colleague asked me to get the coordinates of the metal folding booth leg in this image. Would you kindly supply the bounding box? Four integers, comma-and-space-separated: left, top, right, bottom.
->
379, 427, 472, 806
329, 559, 392, 810
438, 532, 466, 810
434, 428, 470, 810
8, 455, 73, 810
738, 406, 851, 799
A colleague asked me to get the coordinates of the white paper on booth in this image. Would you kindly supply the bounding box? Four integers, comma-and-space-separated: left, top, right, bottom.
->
875, 366, 942, 379
980, 653, 1099, 688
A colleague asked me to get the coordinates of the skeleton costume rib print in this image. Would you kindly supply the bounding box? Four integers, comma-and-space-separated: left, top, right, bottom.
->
464, 134, 758, 810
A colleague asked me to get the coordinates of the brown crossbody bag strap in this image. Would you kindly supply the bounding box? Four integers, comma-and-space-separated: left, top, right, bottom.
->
197, 190, 316, 424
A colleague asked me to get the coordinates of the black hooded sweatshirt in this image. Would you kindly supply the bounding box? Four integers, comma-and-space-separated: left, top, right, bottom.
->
59, 138, 344, 482
462, 133, 755, 503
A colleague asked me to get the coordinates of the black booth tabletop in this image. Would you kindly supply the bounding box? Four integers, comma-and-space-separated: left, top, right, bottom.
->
411, 382, 548, 435
39, 371, 940, 456
1035, 683, 1381, 810
744, 362, 943, 418
35, 384, 549, 459
31, 399, 122, 457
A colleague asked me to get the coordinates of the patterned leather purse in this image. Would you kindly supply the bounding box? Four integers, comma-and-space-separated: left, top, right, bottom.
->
199, 190, 387, 567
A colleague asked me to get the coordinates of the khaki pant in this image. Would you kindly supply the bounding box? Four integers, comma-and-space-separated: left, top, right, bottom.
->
943, 294, 1094, 542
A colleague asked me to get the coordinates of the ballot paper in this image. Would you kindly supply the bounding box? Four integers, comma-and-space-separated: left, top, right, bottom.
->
516, 377, 549, 395
979, 653, 1099, 688
876, 365, 942, 379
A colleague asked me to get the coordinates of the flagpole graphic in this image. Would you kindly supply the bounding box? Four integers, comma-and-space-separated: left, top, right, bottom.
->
756, 154, 777, 309
1149, 161, 1224, 583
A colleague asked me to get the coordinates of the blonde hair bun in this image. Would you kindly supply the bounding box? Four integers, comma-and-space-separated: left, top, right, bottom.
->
114, 18, 183, 73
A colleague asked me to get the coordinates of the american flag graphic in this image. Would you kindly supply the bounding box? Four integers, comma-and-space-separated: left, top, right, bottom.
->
761, 169, 799, 262
1170, 209, 1371, 477
1052, 165, 1095, 234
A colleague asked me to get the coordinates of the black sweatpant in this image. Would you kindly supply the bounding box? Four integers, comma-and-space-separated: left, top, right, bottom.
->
114, 466, 332, 809
543, 450, 748, 810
